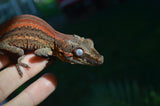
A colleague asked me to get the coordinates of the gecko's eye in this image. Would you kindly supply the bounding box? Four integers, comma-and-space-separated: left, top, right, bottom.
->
74, 47, 84, 57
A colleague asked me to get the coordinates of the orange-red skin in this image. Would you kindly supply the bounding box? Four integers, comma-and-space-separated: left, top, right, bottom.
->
0, 15, 72, 41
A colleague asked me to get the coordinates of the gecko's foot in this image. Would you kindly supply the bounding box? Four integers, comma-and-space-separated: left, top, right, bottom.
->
16, 63, 30, 77
16, 55, 30, 77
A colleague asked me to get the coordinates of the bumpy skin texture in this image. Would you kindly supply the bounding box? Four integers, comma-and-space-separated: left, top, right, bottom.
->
0, 14, 104, 77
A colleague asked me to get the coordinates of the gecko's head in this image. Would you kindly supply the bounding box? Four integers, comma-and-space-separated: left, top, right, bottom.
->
56, 35, 104, 65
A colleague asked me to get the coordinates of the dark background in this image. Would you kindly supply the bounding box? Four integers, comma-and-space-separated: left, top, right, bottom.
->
1, 0, 160, 105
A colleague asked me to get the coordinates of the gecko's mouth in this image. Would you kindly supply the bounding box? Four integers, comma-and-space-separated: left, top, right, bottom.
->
87, 55, 104, 65
67, 55, 104, 65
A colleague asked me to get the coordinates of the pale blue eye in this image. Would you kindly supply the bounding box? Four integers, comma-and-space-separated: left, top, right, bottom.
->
76, 48, 84, 56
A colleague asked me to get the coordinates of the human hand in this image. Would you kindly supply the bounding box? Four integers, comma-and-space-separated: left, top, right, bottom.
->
0, 53, 57, 106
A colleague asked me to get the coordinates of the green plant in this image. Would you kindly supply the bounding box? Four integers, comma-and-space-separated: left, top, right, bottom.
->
77, 81, 160, 106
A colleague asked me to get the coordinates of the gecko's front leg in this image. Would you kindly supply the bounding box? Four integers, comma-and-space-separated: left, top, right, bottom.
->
34, 48, 53, 58
0, 43, 30, 77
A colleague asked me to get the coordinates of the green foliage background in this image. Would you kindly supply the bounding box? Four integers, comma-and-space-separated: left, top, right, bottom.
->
36, 0, 60, 17
37, 0, 160, 106
14, 0, 160, 106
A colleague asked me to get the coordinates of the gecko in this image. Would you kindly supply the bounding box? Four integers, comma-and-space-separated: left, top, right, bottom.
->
0, 14, 104, 77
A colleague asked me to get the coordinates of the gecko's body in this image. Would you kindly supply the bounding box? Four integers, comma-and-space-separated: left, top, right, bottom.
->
0, 14, 103, 77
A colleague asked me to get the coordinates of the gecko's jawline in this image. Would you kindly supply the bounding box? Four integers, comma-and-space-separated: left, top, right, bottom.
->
67, 55, 104, 66
86, 55, 104, 65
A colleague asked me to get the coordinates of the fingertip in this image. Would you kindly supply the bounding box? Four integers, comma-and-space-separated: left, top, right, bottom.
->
42, 73, 57, 90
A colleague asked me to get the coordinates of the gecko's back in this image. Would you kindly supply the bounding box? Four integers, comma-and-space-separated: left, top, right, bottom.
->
0, 15, 56, 50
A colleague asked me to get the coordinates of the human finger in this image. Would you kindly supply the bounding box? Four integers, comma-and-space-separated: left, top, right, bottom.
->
0, 53, 49, 102
5, 73, 57, 106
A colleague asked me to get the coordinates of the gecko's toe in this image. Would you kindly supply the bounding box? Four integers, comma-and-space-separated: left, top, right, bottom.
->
16, 64, 23, 77
16, 63, 30, 78
19, 63, 30, 68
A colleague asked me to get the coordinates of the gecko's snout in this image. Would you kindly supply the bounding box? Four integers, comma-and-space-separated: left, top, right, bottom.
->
97, 55, 104, 65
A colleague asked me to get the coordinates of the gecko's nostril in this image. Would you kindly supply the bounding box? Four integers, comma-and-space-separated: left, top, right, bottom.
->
98, 55, 104, 64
